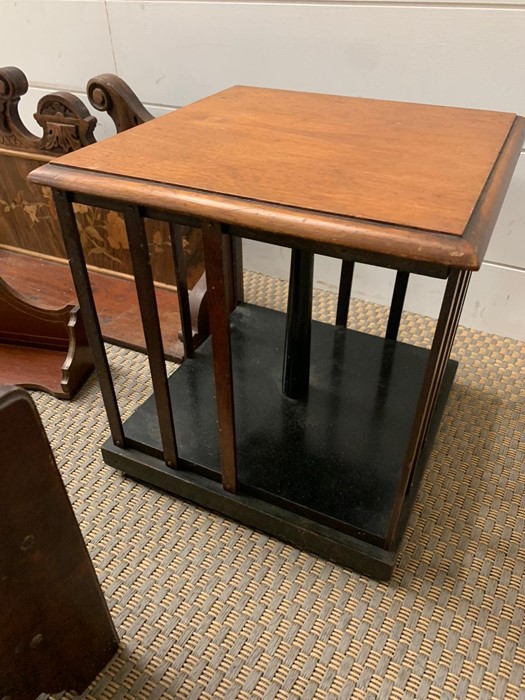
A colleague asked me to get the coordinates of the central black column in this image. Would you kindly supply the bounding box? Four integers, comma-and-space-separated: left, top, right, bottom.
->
282, 249, 314, 400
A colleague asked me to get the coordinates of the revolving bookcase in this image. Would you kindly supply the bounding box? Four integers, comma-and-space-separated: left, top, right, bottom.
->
29, 87, 525, 579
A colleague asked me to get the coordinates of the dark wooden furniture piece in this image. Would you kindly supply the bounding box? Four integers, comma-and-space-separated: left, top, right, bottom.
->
29, 86, 525, 578
0, 385, 118, 699
0, 65, 204, 285
0, 248, 184, 360
0, 66, 208, 394
0, 276, 92, 398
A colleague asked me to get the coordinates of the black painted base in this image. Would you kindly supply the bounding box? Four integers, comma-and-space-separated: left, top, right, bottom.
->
103, 303, 456, 580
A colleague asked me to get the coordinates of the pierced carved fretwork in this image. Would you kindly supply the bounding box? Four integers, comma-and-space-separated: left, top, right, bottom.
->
35, 93, 96, 153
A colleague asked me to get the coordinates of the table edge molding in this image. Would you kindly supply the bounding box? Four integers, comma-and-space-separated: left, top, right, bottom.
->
462, 115, 525, 268
29, 163, 484, 271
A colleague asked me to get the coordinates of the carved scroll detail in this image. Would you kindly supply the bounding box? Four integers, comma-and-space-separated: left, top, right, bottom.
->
0, 65, 208, 355
87, 73, 154, 132
0, 66, 34, 149
0, 66, 97, 155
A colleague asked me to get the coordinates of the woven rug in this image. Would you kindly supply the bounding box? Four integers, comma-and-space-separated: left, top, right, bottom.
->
34, 271, 525, 700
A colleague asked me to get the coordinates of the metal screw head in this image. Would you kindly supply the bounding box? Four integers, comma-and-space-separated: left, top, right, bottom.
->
30, 634, 43, 649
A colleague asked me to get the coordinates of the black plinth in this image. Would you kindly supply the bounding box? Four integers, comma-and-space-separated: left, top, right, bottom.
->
103, 303, 456, 579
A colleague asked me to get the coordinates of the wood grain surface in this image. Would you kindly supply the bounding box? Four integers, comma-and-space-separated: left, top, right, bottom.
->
49, 86, 516, 236
0, 248, 182, 358
0, 66, 205, 287
29, 88, 525, 271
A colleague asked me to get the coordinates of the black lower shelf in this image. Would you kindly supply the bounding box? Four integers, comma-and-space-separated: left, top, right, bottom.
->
103, 303, 456, 579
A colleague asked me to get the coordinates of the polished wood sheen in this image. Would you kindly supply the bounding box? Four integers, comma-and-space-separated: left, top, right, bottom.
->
0, 66, 205, 400
0, 248, 184, 359
51, 87, 516, 235
30, 87, 525, 271
28, 86, 525, 577
0, 65, 205, 287
0, 275, 93, 398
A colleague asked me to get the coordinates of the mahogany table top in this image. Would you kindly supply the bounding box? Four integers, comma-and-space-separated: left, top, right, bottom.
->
30, 86, 525, 271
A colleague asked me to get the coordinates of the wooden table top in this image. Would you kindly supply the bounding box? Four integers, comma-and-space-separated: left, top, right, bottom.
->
29, 86, 525, 271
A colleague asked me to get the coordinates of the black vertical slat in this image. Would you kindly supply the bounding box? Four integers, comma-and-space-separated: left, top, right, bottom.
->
282, 249, 314, 400
168, 222, 194, 359
335, 260, 355, 328
124, 206, 178, 467
231, 235, 244, 304
52, 189, 125, 447
385, 271, 410, 342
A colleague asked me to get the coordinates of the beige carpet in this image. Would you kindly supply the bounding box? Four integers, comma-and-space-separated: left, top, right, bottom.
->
35, 271, 525, 700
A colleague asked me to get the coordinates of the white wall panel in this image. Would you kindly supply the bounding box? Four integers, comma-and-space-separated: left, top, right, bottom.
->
486, 154, 525, 270
120, 0, 525, 4
461, 263, 525, 341
243, 243, 525, 339
107, 2, 525, 114
385, 262, 525, 341
15, 87, 116, 141
2, 0, 523, 339
0, 1, 115, 92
